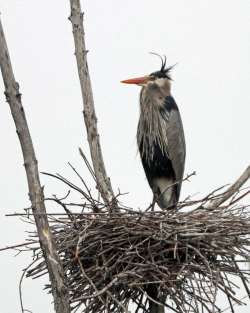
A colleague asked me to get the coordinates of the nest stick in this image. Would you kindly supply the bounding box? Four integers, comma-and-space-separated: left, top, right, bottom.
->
205, 166, 250, 209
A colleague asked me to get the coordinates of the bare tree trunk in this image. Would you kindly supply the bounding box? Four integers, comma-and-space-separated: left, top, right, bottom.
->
146, 285, 166, 313
0, 17, 70, 313
69, 0, 116, 207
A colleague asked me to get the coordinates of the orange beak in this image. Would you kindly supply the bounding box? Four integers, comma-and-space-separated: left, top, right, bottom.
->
121, 75, 151, 85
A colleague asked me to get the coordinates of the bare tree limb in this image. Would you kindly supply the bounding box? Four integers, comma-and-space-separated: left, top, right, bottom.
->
0, 17, 70, 313
69, 0, 116, 206
205, 165, 250, 209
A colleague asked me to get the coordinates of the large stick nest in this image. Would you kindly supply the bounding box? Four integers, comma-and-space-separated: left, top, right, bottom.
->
22, 171, 250, 313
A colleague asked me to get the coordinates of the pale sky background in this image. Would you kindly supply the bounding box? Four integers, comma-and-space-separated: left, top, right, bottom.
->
0, 1, 250, 312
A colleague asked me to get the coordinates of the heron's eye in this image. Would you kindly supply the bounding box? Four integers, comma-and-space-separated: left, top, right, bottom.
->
149, 75, 156, 81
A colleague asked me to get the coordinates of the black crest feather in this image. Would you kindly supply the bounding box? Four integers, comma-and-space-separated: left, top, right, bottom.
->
149, 52, 175, 80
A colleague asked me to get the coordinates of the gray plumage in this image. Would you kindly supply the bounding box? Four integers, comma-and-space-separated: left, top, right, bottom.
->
121, 61, 186, 310
137, 77, 186, 209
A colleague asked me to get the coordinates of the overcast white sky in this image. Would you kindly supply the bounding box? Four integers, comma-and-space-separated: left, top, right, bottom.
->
0, 1, 250, 312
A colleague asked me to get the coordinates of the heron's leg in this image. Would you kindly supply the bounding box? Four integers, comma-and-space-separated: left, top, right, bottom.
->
145, 194, 157, 212
152, 194, 157, 211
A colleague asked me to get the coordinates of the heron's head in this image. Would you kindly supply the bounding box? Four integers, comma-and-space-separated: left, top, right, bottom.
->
121, 54, 174, 96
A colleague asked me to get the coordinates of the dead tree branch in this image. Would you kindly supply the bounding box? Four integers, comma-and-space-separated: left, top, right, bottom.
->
0, 17, 70, 313
69, 0, 115, 206
205, 165, 250, 209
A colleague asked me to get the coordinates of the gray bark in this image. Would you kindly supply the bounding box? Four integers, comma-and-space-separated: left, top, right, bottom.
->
69, 0, 116, 207
0, 17, 70, 313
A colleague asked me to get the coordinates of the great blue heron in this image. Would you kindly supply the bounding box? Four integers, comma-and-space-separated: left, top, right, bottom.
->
122, 55, 186, 210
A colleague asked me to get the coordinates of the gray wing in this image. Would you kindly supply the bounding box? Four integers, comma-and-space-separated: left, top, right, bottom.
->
163, 96, 186, 199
